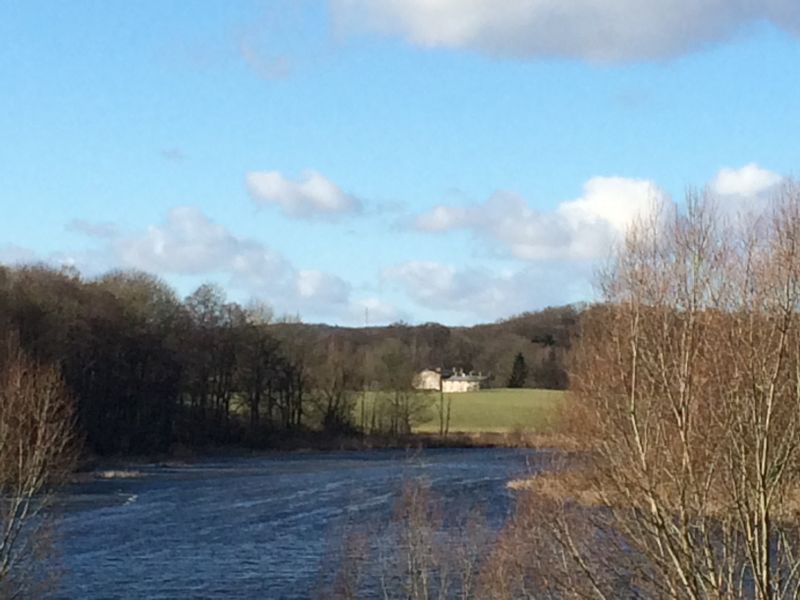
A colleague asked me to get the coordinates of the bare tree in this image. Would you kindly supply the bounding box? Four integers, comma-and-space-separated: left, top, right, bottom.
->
311, 337, 361, 434
0, 337, 79, 597
375, 340, 433, 436
512, 184, 800, 598
436, 390, 452, 439
322, 478, 494, 600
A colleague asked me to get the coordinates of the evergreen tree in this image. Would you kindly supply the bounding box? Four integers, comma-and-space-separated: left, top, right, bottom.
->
507, 352, 528, 388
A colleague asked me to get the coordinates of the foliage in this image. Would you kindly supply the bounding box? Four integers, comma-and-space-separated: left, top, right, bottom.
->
0, 267, 310, 454
0, 258, 575, 456
506, 353, 528, 388
271, 306, 577, 391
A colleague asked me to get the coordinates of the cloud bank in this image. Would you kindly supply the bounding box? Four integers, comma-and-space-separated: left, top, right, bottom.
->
384, 260, 591, 319
114, 207, 356, 315
5, 164, 781, 325
55, 207, 402, 324
414, 176, 665, 261
331, 0, 800, 62
401, 164, 780, 320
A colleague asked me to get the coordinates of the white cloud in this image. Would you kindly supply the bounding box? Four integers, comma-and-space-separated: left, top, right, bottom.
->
385, 261, 487, 309
404, 167, 783, 320
296, 269, 351, 304
109, 207, 353, 317
710, 163, 782, 198
414, 205, 470, 231
115, 207, 274, 276
385, 260, 591, 319
10, 207, 400, 325
331, 0, 800, 62
414, 176, 665, 261
705, 163, 783, 221
246, 170, 362, 219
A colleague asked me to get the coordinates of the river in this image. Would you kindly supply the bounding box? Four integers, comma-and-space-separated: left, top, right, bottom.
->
51, 448, 541, 599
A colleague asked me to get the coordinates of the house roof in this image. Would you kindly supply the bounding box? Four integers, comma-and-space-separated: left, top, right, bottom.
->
446, 374, 486, 382
416, 368, 488, 382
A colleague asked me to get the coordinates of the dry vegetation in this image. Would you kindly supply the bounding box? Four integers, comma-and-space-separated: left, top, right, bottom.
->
508, 184, 800, 598
318, 479, 493, 600
0, 336, 79, 597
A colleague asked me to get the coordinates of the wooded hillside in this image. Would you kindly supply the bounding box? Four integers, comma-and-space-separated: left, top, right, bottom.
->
0, 263, 578, 455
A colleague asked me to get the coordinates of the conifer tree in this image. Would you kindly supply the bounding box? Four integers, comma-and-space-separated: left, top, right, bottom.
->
507, 352, 527, 388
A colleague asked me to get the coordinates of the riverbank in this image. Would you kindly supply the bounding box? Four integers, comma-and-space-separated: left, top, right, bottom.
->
76, 429, 576, 474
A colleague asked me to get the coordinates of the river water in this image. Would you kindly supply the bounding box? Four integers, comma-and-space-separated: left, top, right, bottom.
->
51, 448, 541, 599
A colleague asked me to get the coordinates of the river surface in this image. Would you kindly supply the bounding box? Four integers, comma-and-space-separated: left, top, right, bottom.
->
51, 448, 542, 599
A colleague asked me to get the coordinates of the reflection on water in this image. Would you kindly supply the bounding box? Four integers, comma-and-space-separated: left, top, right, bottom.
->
51, 448, 542, 599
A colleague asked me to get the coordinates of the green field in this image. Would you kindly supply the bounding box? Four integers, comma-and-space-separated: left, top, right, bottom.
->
416, 388, 564, 434
355, 388, 565, 434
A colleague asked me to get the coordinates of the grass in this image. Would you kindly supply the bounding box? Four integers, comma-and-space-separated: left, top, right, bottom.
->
355, 388, 565, 435
230, 387, 565, 437
417, 388, 564, 434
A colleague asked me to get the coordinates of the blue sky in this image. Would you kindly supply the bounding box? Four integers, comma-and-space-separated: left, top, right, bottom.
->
2, 0, 800, 325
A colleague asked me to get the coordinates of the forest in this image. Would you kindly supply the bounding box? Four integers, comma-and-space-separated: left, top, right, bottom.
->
0, 263, 577, 456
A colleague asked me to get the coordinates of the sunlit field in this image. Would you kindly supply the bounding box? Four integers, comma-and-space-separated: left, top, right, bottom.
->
416, 388, 564, 433
354, 388, 565, 434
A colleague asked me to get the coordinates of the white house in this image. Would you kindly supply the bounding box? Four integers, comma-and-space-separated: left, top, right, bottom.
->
412, 368, 486, 393
413, 369, 442, 391
442, 374, 482, 393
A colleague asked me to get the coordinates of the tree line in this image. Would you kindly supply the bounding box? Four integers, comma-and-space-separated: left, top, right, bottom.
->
0, 264, 575, 457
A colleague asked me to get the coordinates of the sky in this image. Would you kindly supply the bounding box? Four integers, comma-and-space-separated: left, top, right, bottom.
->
2, 0, 799, 326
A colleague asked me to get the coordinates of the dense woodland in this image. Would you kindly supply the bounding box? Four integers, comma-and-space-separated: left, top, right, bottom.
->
0, 263, 577, 456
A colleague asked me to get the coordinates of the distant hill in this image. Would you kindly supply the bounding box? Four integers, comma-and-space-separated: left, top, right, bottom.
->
268, 304, 582, 390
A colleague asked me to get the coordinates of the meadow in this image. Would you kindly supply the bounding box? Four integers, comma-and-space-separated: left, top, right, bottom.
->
355, 388, 565, 435
419, 388, 564, 433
